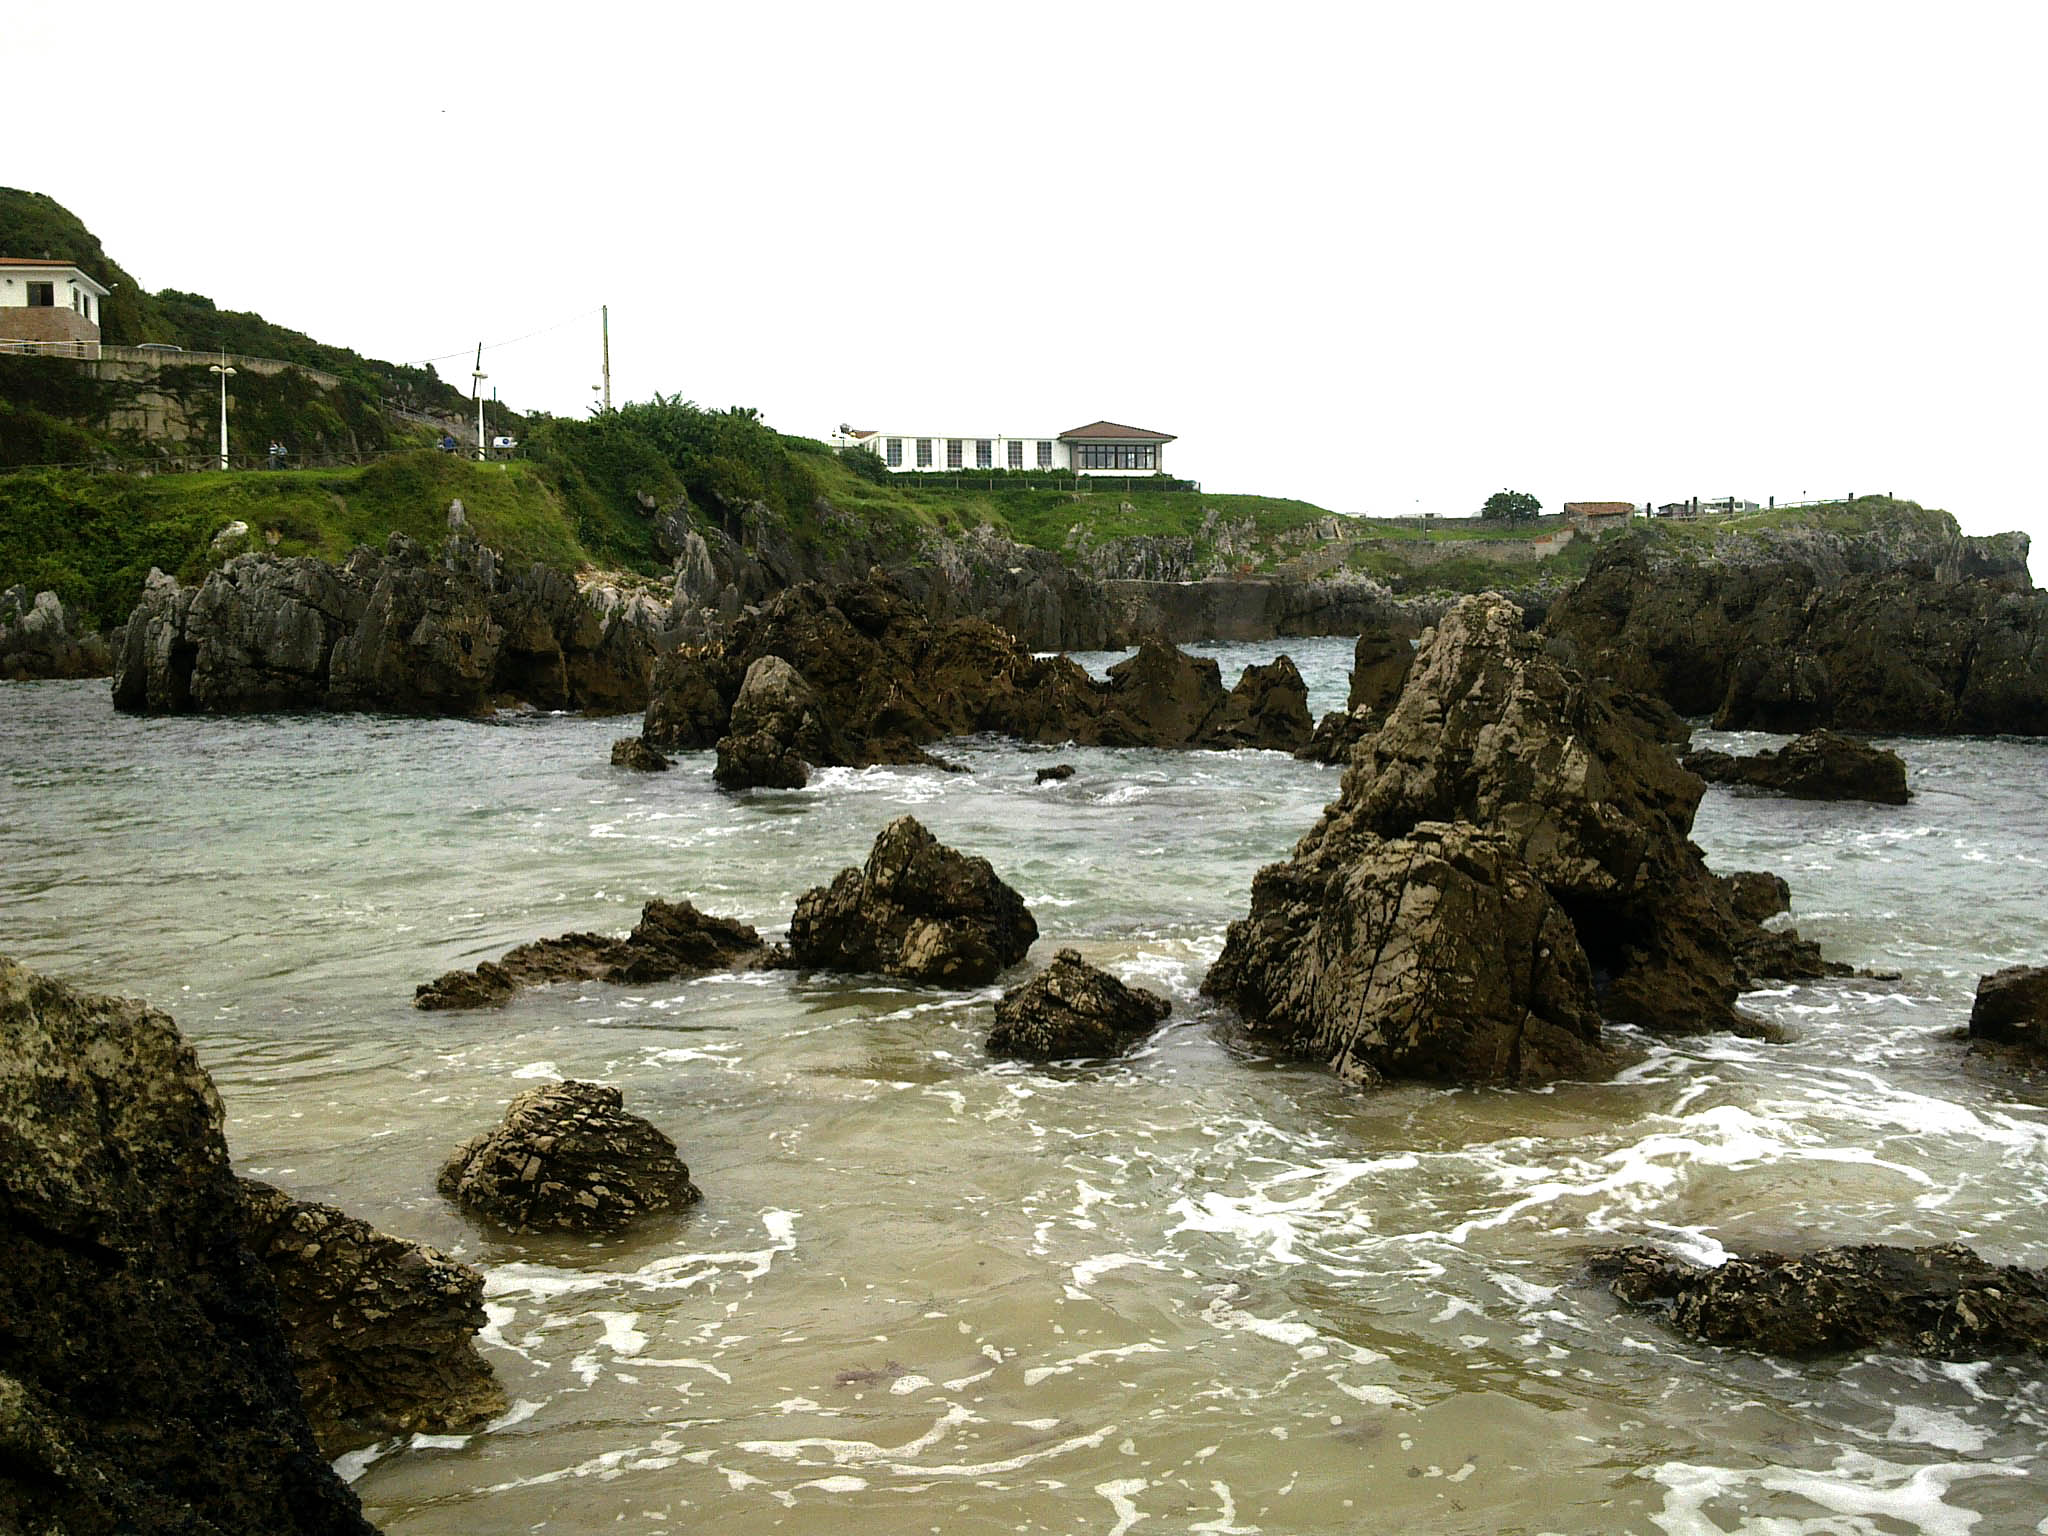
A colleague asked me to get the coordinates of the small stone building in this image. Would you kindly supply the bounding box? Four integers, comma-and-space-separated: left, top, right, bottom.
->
0, 257, 109, 353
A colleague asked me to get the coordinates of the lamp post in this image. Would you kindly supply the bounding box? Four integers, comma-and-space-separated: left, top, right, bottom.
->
209, 361, 236, 470
472, 363, 488, 461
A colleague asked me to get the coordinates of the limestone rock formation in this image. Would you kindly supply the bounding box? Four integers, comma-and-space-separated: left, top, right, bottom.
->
1684, 730, 1910, 804
1347, 624, 1415, 712
987, 949, 1172, 1060
238, 1179, 505, 1455
1718, 871, 1791, 925
1543, 520, 2048, 735
1969, 964, 2048, 1054
1204, 821, 1616, 1086
610, 736, 673, 771
714, 654, 836, 790
788, 815, 1037, 986
1198, 654, 1313, 751
416, 899, 776, 1009
1296, 706, 1380, 764
113, 533, 672, 717
1209, 593, 1802, 1066
1, 585, 113, 681
1592, 1241, 2048, 1359
0, 955, 376, 1534
438, 1080, 701, 1234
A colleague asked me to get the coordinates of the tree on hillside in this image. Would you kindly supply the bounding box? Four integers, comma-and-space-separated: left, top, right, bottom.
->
1481, 489, 1541, 522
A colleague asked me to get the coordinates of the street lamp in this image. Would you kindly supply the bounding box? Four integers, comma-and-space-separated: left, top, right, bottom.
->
209, 361, 236, 470
472, 363, 488, 461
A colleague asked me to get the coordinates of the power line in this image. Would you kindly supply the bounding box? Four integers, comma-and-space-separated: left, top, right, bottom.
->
400, 307, 602, 368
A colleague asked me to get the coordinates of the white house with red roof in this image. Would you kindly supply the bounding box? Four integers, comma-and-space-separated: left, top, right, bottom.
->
831, 420, 1176, 477
0, 258, 109, 354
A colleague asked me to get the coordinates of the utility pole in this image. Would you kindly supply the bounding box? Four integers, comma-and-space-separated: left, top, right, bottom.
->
601, 304, 611, 413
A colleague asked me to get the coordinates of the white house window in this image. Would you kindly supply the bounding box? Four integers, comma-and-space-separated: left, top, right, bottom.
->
1037, 441, 1053, 468
946, 439, 963, 468
916, 438, 933, 467
975, 440, 992, 468
1007, 441, 1023, 469
26, 282, 53, 307
1075, 443, 1157, 470
885, 437, 902, 467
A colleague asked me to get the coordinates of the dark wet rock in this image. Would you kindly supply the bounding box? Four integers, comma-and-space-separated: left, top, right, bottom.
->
1347, 625, 1415, 712
438, 1080, 701, 1234
0, 955, 376, 1534
642, 647, 743, 750
1719, 871, 1792, 925
1296, 706, 1380, 764
1205, 820, 1621, 1087
788, 815, 1037, 986
1210, 592, 1778, 1042
1734, 927, 1849, 985
987, 949, 1172, 1060
1, 585, 112, 681
1200, 654, 1313, 751
714, 655, 834, 791
1035, 764, 1076, 783
1543, 519, 2048, 735
114, 533, 673, 718
1592, 1241, 2048, 1360
1969, 964, 2048, 1052
610, 736, 673, 771
237, 1179, 505, 1456
1684, 730, 1910, 805
415, 899, 774, 1010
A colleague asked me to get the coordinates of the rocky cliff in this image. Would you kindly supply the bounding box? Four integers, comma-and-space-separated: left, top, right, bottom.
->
1, 584, 113, 681
1543, 507, 2047, 734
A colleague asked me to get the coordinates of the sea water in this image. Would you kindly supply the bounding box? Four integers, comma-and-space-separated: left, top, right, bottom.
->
3, 636, 2045, 1535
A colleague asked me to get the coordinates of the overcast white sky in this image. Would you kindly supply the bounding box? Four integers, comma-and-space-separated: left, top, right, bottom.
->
14, 2, 2045, 574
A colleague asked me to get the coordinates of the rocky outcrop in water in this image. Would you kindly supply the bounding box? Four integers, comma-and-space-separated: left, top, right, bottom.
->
641, 575, 1314, 765
715, 654, 839, 789
1207, 594, 1802, 1079
439, 1080, 702, 1234
1542, 512, 2048, 734
0, 955, 377, 1534
987, 949, 1173, 1061
1296, 706, 1381, 764
789, 816, 1037, 986
610, 736, 672, 771
1719, 871, 1791, 924
415, 899, 778, 1010
1592, 1241, 2048, 1359
1969, 964, 2048, 1056
1, 585, 113, 680
113, 533, 674, 717
1684, 730, 1910, 805
238, 1179, 505, 1455
1347, 624, 1416, 712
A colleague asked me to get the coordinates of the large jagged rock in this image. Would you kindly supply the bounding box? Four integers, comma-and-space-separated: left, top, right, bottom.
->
1683, 730, 1910, 804
113, 533, 673, 717
714, 654, 836, 790
237, 1179, 505, 1456
415, 899, 776, 1009
1347, 624, 1415, 712
639, 575, 1313, 764
1, 585, 113, 681
438, 1080, 701, 1234
1543, 518, 2048, 735
1204, 821, 1618, 1086
1209, 593, 1785, 1047
789, 816, 1037, 986
1296, 706, 1380, 764
987, 949, 1172, 1060
1969, 964, 2048, 1054
1592, 1241, 2048, 1359
0, 956, 376, 1535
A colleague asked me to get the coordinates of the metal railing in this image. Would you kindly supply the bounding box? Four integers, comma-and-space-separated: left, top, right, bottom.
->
0, 444, 516, 478
0, 338, 344, 388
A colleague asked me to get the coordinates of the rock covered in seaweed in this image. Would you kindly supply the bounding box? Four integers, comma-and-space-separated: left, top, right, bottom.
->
1592, 1241, 2048, 1359
788, 815, 1037, 986
1683, 729, 1910, 804
237, 1178, 506, 1455
0, 955, 376, 1534
438, 1080, 702, 1234
987, 949, 1172, 1060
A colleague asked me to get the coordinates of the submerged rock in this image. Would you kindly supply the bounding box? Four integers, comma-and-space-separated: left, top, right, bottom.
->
610, 736, 673, 771
238, 1179, 505, 1455
1969, 964, 2048, 1054
1683, 730, 1910, 804
788, 815, 1037, 986
0, 955, 376, 1534
415, 899, 776, 1010
1592, 1241, 2048, 1359
1205, 820, 1618, 1087
1035, 763, 1076, 784
987, 949, 1172, 1060
438, 1080, 701, 1234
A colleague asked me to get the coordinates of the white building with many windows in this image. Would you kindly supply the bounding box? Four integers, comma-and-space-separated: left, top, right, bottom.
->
831, 419, 1176, 477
